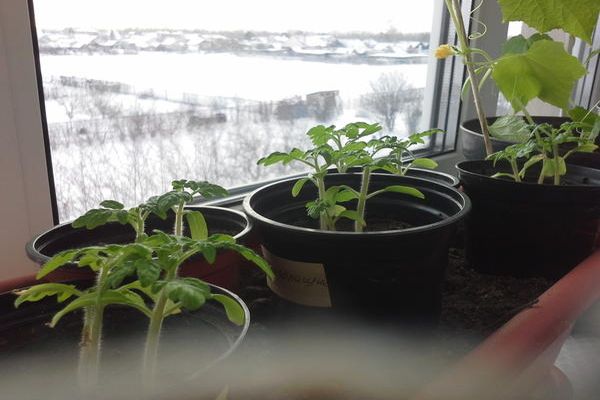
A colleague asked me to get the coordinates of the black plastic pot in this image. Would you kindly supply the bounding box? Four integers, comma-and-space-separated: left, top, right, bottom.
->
0, 281, 249, 398
26, 206, 251, 288
457, 160, 600, 280
461, 116, 571, 160
243, 173, 470, 324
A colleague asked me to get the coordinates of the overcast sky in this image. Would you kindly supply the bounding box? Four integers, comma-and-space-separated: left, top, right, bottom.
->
33, 0, 434, 33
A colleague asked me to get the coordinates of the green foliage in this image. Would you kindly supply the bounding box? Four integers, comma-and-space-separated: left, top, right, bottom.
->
259, 122, 436, 232
487, 121, 598, 184
493, 39, 586, 111
153, 277, 211, 311
488, 115, 531, 143
184, 210, 208, 241
498, 0, 600, 44
17, 177, 272, 388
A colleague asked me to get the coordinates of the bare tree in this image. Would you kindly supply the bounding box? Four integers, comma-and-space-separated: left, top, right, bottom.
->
360, 72, 412, 132
403, 89, 424, 134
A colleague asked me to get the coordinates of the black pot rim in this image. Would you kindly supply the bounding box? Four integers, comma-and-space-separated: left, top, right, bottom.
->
26, 205, 252, 265
243, 173, 471, 237
456, 159, 600, 190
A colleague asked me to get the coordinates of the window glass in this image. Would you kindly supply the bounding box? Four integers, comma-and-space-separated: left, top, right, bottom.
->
32, 0, 436, 221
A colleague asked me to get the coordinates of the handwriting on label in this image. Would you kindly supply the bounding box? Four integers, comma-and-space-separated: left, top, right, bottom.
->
262, 246, 332, 308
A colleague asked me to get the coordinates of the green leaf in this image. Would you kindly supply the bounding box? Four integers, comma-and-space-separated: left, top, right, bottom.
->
502, 35, 529, 55
185, 210, 208, 240
489, 115, 531, 143
135, 259, 162, 287
291, 178, 310, 197
72, 208, 118, 230
211, 294, 245, 326
307, 125, 332, 146
410, 158, 438, 170
498, 0, 600, 44
519, 154, 544, 177
335, 189, 358, 202
14, 283, 82, 307
201, 243, 217, 264
105, 261, 137, 289
37, 249, 79, 279
502, 34, 553, 55
101, 289, 152, 317
492, 40, 587, 111
99, 200, 124, 210
575, 143, 599, 153
162, 278, 211, 311
182, 181, 229, 199
50, 293, 97, 327
337, 210, 366, 227
382, 185, 425, 199
216, 241, 274, 279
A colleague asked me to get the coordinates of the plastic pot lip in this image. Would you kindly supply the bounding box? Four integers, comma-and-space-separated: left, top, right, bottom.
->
243, 173, 471, 237
202, 282, 250, 369
456, 159, 600, 190
26, 205, 252, 265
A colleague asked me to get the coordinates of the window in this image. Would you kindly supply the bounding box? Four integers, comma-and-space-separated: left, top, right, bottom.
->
1, 0, 520, 279
30, 0, 449, 221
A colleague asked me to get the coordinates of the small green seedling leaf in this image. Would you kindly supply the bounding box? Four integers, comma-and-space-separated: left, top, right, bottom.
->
337, 210, 366, 227
381, 185, 425, 199
37, 249, 80, 279
161, 278, 211, 311
99, 200, 124, 210
185, 211, 208, 241
14, 283, 82, 307
489, 115, 530, 143
411, 158, 438, 170
50, 292, 98, 327
292, 178, 310, 197
211, 294, 245, 326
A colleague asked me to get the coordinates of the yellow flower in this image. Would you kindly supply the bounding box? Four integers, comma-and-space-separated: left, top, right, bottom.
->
434, 44, 455, 59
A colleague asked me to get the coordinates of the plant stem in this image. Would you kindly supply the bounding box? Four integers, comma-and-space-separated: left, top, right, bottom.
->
553, 143, 561, 185
316, 177, 329, 230
537, 158, 546, 184
136, 209, 145, 241
445, 0, 493, 156
78, 265, 109, 392
174, 202, 185, 236
510, 159, 521, 182
142, 268, 176, 388
355, 167, 371, 232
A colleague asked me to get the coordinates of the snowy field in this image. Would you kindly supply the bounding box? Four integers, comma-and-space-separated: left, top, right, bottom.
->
41, 52, 429, 220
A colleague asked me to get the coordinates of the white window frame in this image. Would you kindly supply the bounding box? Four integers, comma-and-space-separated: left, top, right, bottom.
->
0, 0, 54, 280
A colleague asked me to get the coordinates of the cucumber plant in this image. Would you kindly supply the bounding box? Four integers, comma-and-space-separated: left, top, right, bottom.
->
259, 122, 441, 232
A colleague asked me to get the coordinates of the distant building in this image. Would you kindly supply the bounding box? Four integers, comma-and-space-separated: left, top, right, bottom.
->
306, 90, 341, 122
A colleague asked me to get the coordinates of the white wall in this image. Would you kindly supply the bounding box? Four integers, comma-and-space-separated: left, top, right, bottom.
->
0, 0, 54, 280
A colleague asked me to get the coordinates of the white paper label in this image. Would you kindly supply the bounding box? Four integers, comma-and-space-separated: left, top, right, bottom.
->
262, 246, 332, 307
